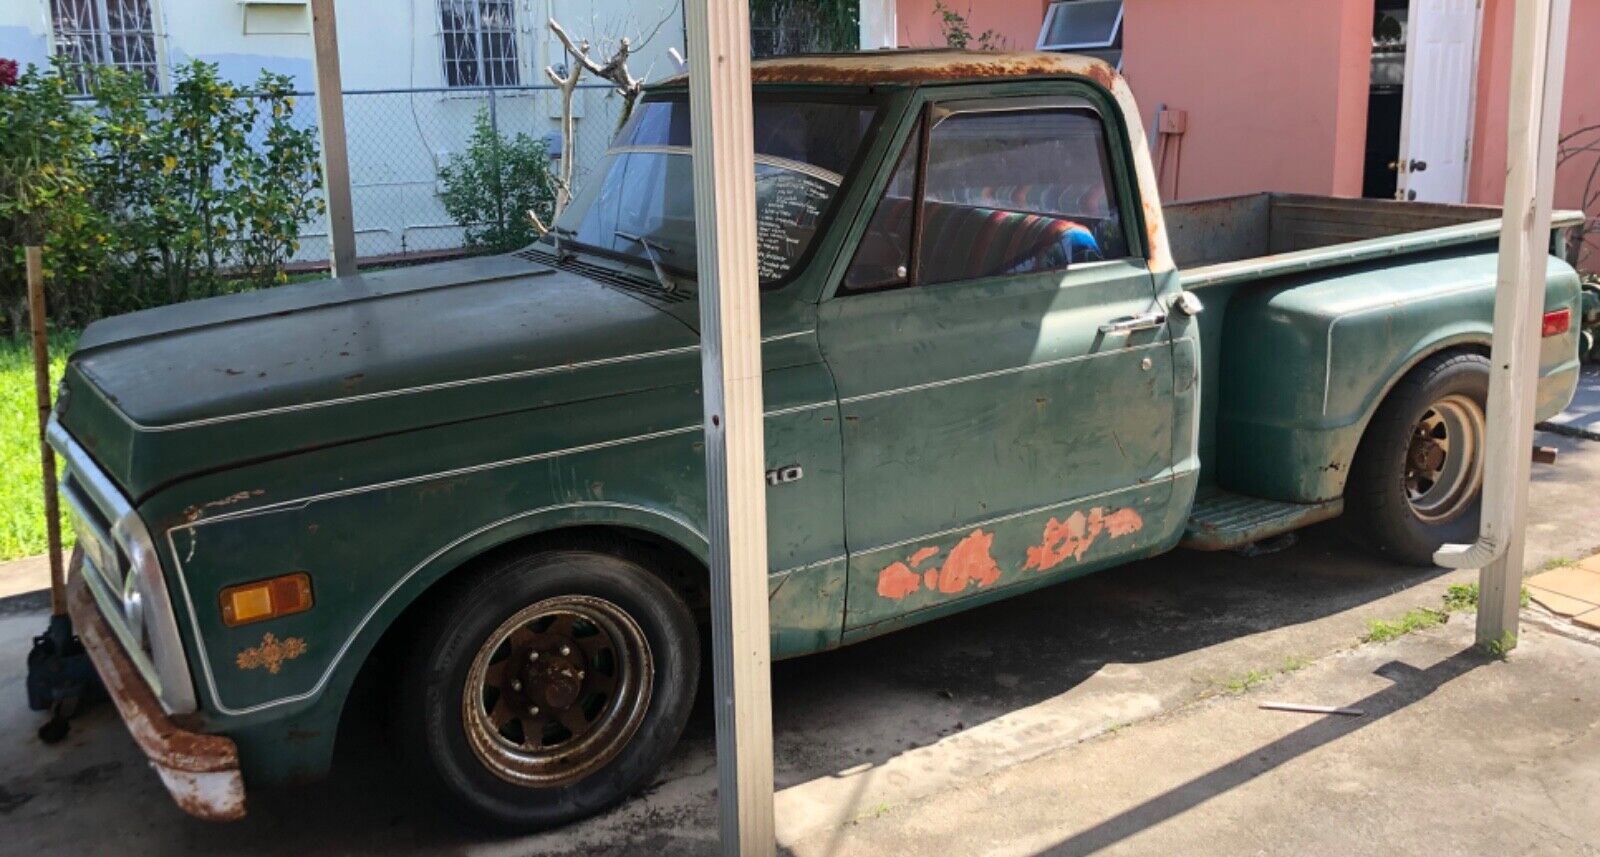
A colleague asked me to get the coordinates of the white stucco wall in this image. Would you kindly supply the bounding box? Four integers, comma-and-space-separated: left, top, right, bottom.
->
2, 0, 685, 261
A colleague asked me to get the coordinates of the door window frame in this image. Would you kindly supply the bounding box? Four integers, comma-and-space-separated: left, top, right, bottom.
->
831, 86, 1148, 299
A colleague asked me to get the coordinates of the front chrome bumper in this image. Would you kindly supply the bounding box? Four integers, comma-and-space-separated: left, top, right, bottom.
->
47, 416, 196, 714
67, 561, 246, 821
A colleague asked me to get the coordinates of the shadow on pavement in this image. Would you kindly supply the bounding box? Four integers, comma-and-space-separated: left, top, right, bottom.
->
1035, 647, 1489, 856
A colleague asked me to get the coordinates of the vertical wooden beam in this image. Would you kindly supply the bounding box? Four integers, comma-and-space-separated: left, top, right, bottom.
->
683, 0, 776, 853
25, 246, 64, 617
1460, 0, 1570, 651
309, 0, 357, 276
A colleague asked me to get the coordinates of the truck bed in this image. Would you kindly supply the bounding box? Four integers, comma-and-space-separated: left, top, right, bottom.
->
1165, 192, 1584, 288
1166, 193, 1585, 550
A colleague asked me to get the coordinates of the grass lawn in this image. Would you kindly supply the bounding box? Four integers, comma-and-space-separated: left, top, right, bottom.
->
0, 330, 78, 561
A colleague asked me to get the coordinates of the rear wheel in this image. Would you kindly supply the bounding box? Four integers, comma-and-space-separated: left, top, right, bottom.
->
1347, 352, 1489, 566
399, 548, 699, 832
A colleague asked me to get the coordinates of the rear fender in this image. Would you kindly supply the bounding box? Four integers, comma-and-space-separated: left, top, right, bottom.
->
1211, 254, 1581, 502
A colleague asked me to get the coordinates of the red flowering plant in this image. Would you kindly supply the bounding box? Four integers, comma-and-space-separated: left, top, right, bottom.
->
0, 58, 19, 88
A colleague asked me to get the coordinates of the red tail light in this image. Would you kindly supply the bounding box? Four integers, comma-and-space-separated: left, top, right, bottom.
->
1542, 308, 1571, 337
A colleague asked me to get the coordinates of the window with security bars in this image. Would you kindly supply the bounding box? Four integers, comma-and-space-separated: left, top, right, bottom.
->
50, 0, 162, 93
439, 0, 521, 87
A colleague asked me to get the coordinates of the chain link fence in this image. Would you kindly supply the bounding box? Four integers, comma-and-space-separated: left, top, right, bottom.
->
293, 83, 621, 265
68, 82, 625, 269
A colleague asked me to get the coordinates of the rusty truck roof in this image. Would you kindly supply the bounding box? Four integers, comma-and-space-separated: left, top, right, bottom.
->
658, 49, 1121, 89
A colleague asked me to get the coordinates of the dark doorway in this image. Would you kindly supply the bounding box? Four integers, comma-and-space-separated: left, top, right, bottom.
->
1363, 0, 1408, 200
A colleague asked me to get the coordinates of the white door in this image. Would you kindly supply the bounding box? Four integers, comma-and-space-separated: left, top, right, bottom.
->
1396, 0, 1482, 203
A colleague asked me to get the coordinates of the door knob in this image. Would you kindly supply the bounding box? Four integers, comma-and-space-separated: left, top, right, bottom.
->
1409, 159, 1428, 172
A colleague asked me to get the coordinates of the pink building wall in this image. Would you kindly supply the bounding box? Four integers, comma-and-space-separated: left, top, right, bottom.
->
1118, 0, 1375, 200
1470, 0, 1600, 268
893, 0, 1049, 51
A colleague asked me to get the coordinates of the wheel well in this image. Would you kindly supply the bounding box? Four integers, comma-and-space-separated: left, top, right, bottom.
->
1347, 342, 1490, 486
343, 524, 709, 739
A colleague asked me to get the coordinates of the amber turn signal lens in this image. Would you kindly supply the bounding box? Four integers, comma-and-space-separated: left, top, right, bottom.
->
220, 573, 313, 627
1542, 308, 1572, 338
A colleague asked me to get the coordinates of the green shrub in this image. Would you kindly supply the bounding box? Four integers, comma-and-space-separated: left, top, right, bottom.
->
0, 60, 324, 335
933, 0, 1004, 51
0, 59, 95, 327
437, 109, 557, 252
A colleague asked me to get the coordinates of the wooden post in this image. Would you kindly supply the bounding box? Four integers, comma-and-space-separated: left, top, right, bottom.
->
1438, 0, 1570, 651
25, 247, 64, 617
683, 0, 776, 853
309, 0, 357, 276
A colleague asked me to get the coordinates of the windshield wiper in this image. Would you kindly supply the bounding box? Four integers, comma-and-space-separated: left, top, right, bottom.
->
614, 231, 679, 295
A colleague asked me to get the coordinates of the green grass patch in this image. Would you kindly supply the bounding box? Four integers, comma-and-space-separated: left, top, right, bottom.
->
1441, 582, 1530, 612
1364, 608, 1448, 643
0, 331, 79, 561
1222, 668, 1274, 694
1216, 656, 1311, 696
1483, 631, 1517, 659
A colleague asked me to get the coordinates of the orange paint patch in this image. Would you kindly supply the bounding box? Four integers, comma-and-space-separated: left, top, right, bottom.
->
875, 530, 1003, 600
1105, 508, 1144, 538
936, 529, 1002, 593
1023, 506, 1144, 573
876, 561, 922, 600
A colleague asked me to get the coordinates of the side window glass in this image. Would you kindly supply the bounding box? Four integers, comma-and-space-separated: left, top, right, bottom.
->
918, 108, 1128, 285
842, 130, 921, 292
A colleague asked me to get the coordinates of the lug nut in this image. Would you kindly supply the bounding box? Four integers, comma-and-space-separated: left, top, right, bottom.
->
559, 645, 571, 656
528, 705, 540, 716
528, 651, 539, 662
510, 680, 522, 692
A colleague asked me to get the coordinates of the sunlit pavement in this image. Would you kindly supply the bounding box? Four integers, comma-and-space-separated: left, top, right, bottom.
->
1, 428, 1597, 856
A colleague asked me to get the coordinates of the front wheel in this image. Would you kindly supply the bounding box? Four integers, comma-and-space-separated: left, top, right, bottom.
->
398, 548, 699, 832
1347, 352, 1489, 566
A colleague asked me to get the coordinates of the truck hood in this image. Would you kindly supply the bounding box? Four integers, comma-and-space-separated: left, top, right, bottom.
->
58, 253, 700, 499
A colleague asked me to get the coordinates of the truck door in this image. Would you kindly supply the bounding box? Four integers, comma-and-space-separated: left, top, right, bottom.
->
819, 93, 1180, 634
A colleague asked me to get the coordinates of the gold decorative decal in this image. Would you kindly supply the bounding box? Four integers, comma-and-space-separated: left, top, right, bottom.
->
236, 633, 307, 674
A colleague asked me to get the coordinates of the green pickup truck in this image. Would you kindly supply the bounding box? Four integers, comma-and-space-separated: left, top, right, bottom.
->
50, 50, 1585, 830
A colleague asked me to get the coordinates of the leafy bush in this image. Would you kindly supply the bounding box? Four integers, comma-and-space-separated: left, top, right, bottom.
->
933, 1, 1004, 51
0, 59, 95, 328
438, 109, 557, 252
0, 59, 324, 334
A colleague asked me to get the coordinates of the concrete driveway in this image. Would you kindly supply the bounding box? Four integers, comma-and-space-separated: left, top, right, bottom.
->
1, 428, 1597, 855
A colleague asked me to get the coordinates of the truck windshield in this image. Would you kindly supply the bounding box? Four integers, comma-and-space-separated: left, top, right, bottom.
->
553, 95, 880, 287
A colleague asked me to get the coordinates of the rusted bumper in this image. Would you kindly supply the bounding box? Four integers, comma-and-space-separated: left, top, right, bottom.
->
67, 570, 247, 821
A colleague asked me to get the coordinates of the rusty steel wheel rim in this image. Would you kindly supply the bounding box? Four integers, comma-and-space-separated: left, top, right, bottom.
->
462, 595, 653, 788
1404, 393, 1485, 524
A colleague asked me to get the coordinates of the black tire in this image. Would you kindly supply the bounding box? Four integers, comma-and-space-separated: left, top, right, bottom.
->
1347, 351, 1490, 566
398, 548, 699, 832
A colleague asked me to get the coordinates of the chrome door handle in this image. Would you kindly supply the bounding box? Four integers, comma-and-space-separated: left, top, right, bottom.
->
1099, 311, 1168, 335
